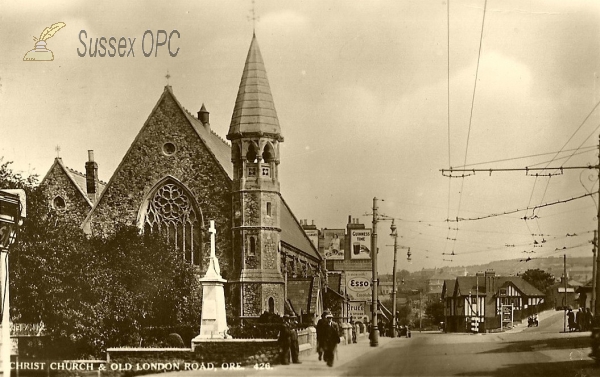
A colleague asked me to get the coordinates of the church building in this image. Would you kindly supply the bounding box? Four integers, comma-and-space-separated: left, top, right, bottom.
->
39, 34, 324, 323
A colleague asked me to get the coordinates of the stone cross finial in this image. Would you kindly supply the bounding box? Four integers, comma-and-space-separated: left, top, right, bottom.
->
209, 220, 216, 258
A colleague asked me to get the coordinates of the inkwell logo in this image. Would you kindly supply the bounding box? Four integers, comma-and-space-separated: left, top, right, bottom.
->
23, 22, 66, 61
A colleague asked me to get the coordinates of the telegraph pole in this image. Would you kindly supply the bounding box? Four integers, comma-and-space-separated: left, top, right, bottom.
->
370, 197, 379, 347
596, 135, 600, 315
564, 254, 567, 333
593, 230, 597, 315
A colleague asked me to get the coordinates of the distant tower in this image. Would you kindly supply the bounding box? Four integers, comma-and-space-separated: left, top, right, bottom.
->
227, 34, 285, 318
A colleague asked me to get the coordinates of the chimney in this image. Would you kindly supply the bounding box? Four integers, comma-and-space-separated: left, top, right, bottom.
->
485, 270, 495, 295
85, 150, 98, 198
198, 103, 210, 130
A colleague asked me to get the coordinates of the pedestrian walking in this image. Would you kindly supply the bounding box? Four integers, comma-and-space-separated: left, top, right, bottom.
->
316, 311, 328, 361
567, 309, 575, 332
322, 311, 341, 367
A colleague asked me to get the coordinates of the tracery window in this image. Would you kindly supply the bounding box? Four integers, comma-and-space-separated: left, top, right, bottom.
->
144, 182, 202, 266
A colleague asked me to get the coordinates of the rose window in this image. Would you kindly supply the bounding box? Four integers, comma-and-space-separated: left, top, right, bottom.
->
144, 182, 202, 265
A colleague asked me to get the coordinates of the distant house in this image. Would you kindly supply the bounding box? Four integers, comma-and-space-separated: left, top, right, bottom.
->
546, 278, 581, 310
441, 271, 545, 332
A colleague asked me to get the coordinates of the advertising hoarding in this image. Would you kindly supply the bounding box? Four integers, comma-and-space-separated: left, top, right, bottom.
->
323, 229, 345, 260
348, 301, 368, 321
345, 270, 372, 301
350, 229, 372, 259
305, 229, 319, 250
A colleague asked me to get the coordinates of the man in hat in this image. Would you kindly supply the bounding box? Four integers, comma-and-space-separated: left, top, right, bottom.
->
289, 314, 301, 364
316, 311, 328, 361
322, 311, 340, 367
278, 315, 292, 365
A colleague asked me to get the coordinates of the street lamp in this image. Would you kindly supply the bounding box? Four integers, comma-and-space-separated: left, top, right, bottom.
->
0, 189, 25, 377
370, 197, 379, 347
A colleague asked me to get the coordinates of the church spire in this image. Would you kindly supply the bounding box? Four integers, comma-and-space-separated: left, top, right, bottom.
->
227, 34, 282, 141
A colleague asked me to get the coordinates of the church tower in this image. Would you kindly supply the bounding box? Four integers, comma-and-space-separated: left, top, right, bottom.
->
227, 34, 285, 319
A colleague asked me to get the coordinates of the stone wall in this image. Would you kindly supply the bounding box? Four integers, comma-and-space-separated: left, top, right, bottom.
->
85, 89, 233, 279
40, 162, 92, 226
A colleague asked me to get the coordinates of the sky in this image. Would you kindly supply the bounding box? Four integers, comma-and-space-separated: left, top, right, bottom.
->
1, 0, 599, 274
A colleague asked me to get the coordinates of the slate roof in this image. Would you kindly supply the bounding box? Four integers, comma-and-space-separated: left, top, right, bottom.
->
64, 166, 107, 203
228, 34, 281, 138
287, 279, 313, 316
41, 158, 106, 207
80, 35, 320, 264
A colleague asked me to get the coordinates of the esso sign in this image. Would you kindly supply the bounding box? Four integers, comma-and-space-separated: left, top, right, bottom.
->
349, 278, 370, 291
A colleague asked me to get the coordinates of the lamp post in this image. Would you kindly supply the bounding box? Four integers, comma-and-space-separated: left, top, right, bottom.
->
0, 189, 25, 377
370, 197, 379, 347
389, 220, 398, 338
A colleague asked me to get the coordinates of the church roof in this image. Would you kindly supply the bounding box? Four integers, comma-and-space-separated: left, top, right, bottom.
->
227, 34, 281, 139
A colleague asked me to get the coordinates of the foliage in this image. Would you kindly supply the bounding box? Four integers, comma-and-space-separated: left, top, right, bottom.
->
425, 300, 445, 324
4, 157, 201, 358
521, 268, 555, 294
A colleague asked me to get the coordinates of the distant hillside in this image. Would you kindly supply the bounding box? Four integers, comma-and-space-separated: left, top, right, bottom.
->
416, 256, 593, 284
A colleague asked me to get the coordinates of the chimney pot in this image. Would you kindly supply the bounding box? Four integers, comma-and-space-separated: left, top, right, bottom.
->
85, 150, 99, 197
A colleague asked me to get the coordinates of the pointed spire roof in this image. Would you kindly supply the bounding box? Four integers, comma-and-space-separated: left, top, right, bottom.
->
227, 34, 282, 140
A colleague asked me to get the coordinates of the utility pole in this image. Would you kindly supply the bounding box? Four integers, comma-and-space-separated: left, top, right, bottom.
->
596, 136, 600, 316
593, 230, 597, 315
564, 254, 567, 333
390, 220, 398, 338
370, 197, 379, 347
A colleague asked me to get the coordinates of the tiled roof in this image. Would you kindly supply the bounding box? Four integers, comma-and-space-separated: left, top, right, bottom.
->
442, 279, 455, 299
228, 34, 281, 138
498, 277, 545, 297
64, 166, 107, 202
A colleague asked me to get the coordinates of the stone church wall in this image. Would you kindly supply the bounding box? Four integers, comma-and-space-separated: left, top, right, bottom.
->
41, 163, 91, 225
87, 91, 233, 279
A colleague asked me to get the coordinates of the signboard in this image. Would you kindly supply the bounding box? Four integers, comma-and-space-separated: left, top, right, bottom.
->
323, 229, 345, 260
350, 229, 372, 259
305, 229, 319, 250
346, 271, 372, 301
348, 301, 367, 320
557, 287, 575, 293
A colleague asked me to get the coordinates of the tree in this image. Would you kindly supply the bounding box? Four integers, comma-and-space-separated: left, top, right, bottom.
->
425, 300, 445, 325
522, 268, 555, 294
4, 157, 201, 357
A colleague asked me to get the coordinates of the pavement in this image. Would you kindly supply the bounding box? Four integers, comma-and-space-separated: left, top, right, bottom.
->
143, 335, 397, 377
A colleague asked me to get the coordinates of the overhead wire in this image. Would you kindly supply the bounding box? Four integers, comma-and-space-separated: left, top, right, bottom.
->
452, 0, 488, 257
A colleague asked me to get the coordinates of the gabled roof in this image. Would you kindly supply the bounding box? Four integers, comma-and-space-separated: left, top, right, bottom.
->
442, 279, 456, 299
41, 158, 95, 207
498, 277, 545, 297
227, 34, 281, 139
455, 276, 486, 297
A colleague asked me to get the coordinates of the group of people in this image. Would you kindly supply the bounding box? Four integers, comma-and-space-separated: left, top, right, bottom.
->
277, 314, 302, 365
567, 308, 594, 332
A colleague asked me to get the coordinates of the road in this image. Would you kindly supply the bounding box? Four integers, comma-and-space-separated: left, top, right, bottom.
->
151, 310, 600, 377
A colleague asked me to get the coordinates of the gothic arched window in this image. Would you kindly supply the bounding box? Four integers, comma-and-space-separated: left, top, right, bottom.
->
142, 180, 203, 266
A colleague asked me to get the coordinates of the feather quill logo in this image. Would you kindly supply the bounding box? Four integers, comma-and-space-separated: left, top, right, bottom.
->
23, 22, 66, 61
